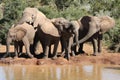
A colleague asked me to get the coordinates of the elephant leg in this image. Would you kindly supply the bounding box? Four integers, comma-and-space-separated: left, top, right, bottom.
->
64, 46, 70, 60
92, 39, 98, 56
71, 36, 78, 55
48, 45, 52, 57
34, 41, 41, 55
98, 34, 103, 53
14, 41, 19, 58
49, 45, 52, 57
43, 41, 50, 59
78, 43, 85, 54
71, 45, 76, 55
68, 36, 75, 56
60, 37, 65, 53
4, 38, 12, 58
52, 41, 59, 59
43, 45, 49, 59
22, 37, 34, 58
64, 39, 71, 60
32, 35, 40, 55
61, 38, 66, 56
18, 42, 23, 56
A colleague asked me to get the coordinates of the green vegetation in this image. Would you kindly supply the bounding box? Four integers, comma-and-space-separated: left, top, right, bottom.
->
0, 0, 120, 52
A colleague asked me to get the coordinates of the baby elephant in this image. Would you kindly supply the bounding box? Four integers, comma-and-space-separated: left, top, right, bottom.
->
5, 22, 36, 58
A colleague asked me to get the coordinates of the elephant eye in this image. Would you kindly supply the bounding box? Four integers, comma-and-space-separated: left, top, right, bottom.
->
12, 35, 15, 38
58, 21, 62, 24
32, 15, 34, 19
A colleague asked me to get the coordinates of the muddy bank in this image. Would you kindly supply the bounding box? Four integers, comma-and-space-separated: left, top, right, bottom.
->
0, 44, 120, 65
0, 53, 120, 65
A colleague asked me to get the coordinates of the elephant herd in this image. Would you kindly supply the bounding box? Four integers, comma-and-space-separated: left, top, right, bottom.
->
4, 7, 115, 60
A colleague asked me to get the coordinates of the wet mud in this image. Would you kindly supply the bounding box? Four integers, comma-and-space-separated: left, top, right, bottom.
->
0, 44, 120, 65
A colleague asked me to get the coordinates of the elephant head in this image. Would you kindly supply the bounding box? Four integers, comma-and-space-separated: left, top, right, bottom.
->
51, 17, 77, 34
8, 27, 27, 41
73, 15, 115, 46
18, 7, 46, 28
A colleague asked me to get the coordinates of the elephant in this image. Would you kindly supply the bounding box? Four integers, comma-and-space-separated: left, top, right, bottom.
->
18, 7, 61, 59
5, 22, 36, 58
51, 17, 80, 60
72, 15, 115, 55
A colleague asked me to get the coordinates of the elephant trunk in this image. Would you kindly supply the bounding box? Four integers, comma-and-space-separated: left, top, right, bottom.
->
74, 30, 79, 46
70, 20, 80, 47
18, 15, 33, 25
72, 21, 100, 46
18, 17, 26, 24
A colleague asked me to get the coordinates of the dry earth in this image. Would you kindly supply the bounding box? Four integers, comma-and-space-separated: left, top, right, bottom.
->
0, 43, 120, 65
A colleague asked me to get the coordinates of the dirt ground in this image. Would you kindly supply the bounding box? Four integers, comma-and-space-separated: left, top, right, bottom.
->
0, 43, 120, 65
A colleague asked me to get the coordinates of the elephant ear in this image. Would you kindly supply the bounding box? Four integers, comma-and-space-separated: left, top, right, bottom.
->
81, 16, 91, 30
11, 24, 15, 28
15, 27, 27, 41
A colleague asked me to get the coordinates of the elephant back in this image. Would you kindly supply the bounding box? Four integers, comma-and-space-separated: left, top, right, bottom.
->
40, 20, 60, 37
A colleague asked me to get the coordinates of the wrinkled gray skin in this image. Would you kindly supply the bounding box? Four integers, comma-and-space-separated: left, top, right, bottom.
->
51, 17, 79, 60
73, 16, 115, 55
5, 23, 36, 58
19, 7, 60, 59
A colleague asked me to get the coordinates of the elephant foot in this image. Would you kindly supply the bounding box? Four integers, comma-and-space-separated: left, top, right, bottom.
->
3, 53, 9, 58
35, 50, 40, 55
79, 50, 85, 54
71, 51, 76, 56
64, 54, 70, 60
18, 52, 23, 56
61, 51, 65, 57
98, 49, 102, 53
52, 56, 57, 60
92, 53, 101, 56
28, 54, 34, 58
43, 55, 48, 59
48, 53, 53, 58
14, 56, 18, 59
92, 54, 97, 56
98, 51, 102, 54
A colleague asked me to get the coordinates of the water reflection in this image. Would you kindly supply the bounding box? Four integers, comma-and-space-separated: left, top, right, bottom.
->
0, 64, 120, 80
0, 67, 6, 80
102, 67, 120, 80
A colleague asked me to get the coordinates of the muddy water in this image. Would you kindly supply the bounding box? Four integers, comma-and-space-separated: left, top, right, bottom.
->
0, 64, 120, 80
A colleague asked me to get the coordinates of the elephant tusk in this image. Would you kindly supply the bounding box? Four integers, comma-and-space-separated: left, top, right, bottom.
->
34, 27, 38, 30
